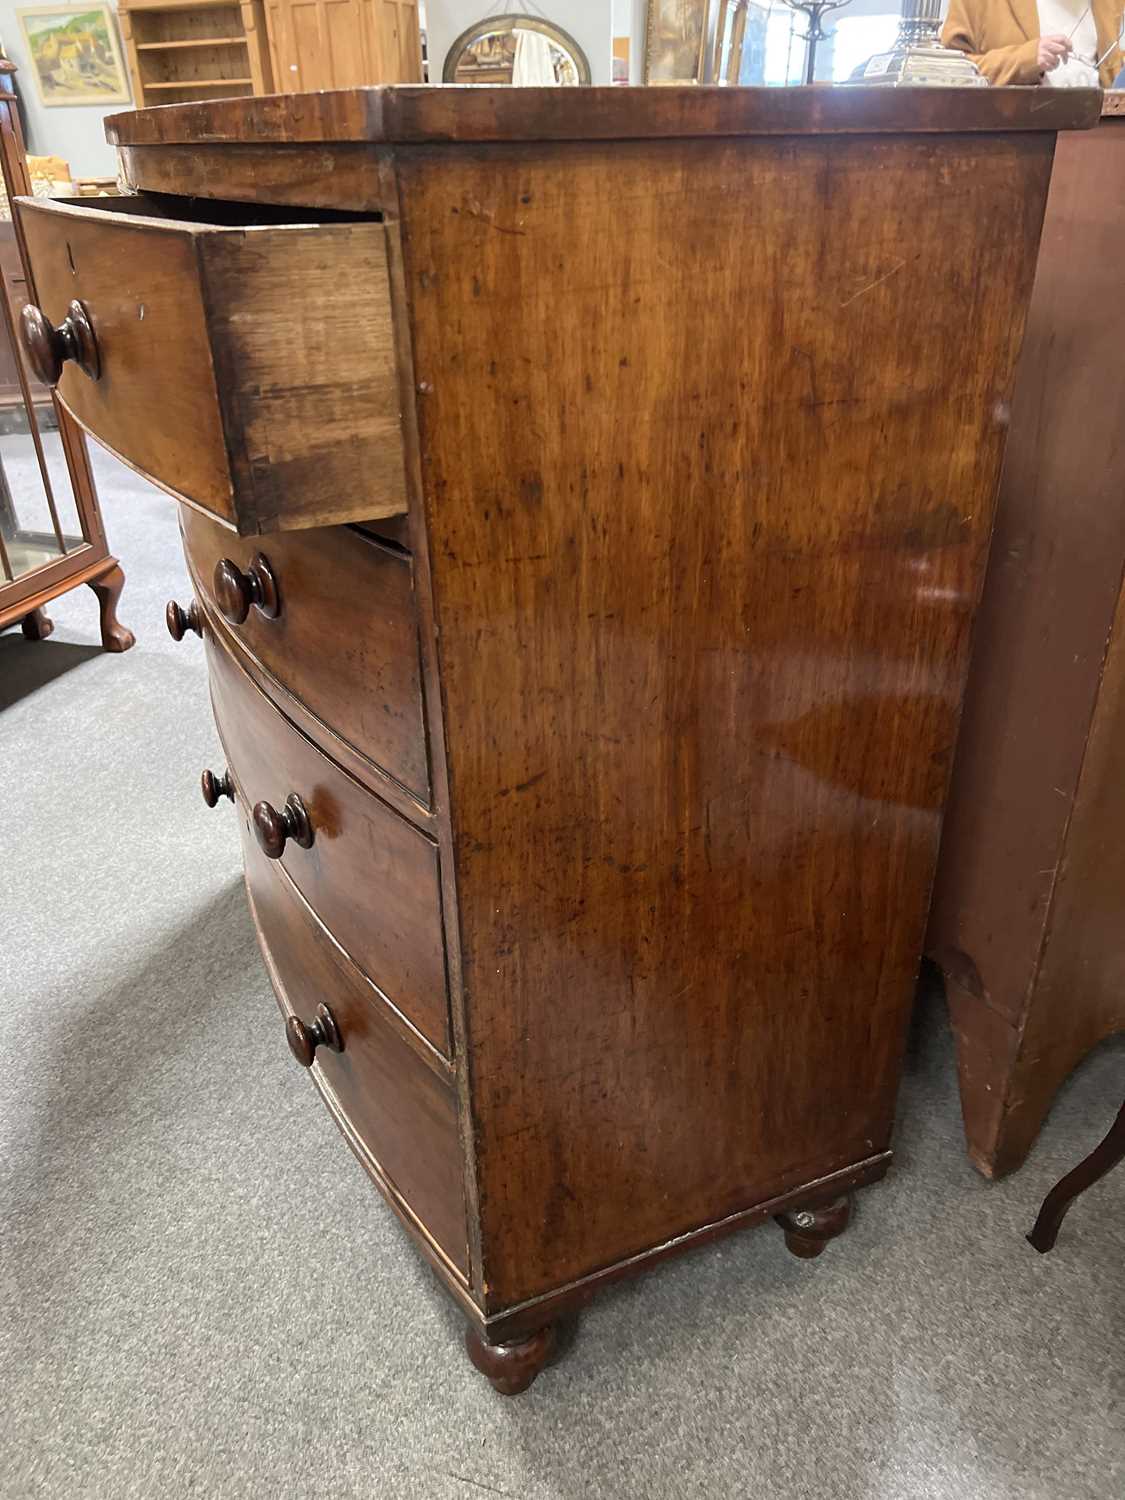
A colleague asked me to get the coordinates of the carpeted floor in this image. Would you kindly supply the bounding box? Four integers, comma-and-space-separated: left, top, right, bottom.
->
1, 447, 1122, 1500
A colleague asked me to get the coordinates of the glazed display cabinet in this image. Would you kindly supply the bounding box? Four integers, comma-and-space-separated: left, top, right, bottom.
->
0, 95, 132, 650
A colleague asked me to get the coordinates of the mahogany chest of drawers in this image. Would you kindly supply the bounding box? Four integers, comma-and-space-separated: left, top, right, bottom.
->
15, 85, 1097, 1393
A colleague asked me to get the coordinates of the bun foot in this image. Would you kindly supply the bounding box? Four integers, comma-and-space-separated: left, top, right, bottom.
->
775, 1194, 852, 1259
465, 1323, 556, 1395
20, 607, 54, 640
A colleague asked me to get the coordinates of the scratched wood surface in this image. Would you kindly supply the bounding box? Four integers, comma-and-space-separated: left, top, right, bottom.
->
15, 196, 406, 534
926, 121, 1125, 1178
104, 83, 1101, 148
399, 132, 1054, 1307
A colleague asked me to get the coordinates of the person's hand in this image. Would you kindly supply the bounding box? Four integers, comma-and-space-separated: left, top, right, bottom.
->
1037, 34, 1072, 71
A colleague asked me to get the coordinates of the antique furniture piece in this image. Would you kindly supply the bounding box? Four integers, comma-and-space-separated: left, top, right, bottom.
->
118, 0, 274, 108
926, 98, 1125, 1181
1027, 1097, 1125, 1252
0, 92, 131, 651
16, 84, 1095, 1391
264, 0, 422, 91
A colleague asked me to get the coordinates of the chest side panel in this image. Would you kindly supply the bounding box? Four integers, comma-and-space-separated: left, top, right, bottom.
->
399, 133, 1052, 1307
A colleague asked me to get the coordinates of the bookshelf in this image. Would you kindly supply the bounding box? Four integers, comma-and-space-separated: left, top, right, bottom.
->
117, 0, 273, 108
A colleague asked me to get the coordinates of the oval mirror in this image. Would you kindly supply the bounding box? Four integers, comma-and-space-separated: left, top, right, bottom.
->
442, 14, 592, 85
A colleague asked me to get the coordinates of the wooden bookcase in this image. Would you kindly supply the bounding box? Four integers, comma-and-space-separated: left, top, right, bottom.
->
118, 0, 274, 108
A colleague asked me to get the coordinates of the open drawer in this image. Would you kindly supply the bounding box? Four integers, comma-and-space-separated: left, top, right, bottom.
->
14, 194, 407, 535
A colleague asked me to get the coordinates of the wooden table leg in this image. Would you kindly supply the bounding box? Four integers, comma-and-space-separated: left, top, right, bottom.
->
1027, 1097, 1125, 1253
87, 559, 135, 653
20, 606, 54, 640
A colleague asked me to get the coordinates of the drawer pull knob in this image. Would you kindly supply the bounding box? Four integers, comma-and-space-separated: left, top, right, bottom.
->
286, 1003, 343, 1068
253, 793, 313, 858
20, 299, 100, 386
213, 555, 280, 625
201, 768, 234, 807
166, 598, 202, 641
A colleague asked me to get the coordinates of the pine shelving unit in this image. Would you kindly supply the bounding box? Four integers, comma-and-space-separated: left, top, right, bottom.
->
117, 0, 274, 108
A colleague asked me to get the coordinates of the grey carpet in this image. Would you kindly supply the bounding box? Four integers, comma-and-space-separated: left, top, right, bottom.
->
1, 446, 1122, 1500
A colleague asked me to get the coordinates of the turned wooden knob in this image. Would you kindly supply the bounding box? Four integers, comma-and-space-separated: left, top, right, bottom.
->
213, 554, 280, 625
253, 792, 313, 858
286, 1002, 343, 1068
20, 299, 100, 386
165, 598, 202, 640
200, 768, 234, 807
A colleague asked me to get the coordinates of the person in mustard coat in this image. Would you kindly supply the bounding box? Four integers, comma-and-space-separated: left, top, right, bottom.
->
942, 0, 1124, 86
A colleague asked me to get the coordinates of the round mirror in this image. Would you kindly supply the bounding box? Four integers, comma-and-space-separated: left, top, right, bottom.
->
442, 14, 591, 86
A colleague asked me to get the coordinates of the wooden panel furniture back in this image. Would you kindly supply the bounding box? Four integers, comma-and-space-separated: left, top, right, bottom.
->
265, 0, 422, 92
926, 115, 1125, 1177
83, 85, 1098, 1391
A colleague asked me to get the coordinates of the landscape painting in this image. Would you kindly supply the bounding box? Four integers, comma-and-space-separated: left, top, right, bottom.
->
17, 7, 131, 108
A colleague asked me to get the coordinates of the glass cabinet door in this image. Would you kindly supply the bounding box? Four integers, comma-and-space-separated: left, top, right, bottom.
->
0, 209, 90, 589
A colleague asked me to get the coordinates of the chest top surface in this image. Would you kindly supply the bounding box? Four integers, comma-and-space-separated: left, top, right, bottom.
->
105, 83, 1101, 149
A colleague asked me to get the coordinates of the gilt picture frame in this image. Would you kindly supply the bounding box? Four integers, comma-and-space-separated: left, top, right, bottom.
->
644, 0, 711, 85
17, 6, 132, 109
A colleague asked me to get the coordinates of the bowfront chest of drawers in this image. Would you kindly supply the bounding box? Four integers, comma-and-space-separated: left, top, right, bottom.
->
15, 84, 1097, 1393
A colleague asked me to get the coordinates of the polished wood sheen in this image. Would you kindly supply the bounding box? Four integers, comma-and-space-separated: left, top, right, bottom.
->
205, 624, 450, 1054
201, 767, 234, 806
180, 506, 430, 805
13, 194, 406, 535
400, 129, 1053, 1308
464, 1325, 556, 1397
252, 791, 314, 857
63, 86, 1088, 1392
166, 597, 202, 640
243, 830, 467, 1271
285, 1001, 343, 1067
20, 299, 100, 385
103, 82, 1100, 148
926, 114, 1125, 1179
213, 554, 280, 623
775, 1197, 852, 1259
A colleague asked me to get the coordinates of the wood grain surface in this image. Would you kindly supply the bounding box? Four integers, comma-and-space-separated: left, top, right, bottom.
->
104, 83, 1101, 148
181, 507, 431, 805
117, 140, 385, 212
15, 195, 406, 534
399, 131, 1053, 1306
206, 624, 451, 1055
243, 830, 468, 1271
926, 120, 1125, 1177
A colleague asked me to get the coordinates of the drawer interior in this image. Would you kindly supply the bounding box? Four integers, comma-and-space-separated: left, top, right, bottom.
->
44, 191, 382, 230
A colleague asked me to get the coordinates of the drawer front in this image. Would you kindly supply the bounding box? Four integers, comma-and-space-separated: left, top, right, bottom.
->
15, 195, 406, 535
244, 832, 467, 1276
207, 629, 451, 1055
182, 506, 430, 805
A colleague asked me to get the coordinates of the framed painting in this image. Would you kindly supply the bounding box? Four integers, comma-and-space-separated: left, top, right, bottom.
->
644, 0, 711, 85
17, 6, 132, 108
